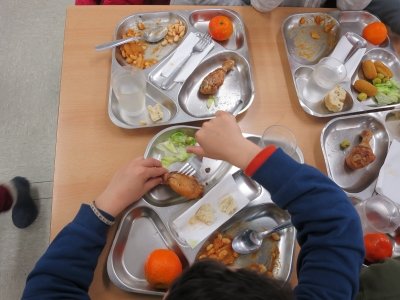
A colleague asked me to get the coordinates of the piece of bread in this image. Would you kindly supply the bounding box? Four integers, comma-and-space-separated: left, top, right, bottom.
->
218, 195, 237, 215
324, 85, 346, 112
191, 204, 215, 226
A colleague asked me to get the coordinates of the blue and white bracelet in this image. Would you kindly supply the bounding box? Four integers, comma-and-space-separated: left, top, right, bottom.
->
89, 201, 115, 226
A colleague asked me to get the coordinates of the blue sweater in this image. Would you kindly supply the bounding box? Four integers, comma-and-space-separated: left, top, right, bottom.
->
22, 149, 364, 299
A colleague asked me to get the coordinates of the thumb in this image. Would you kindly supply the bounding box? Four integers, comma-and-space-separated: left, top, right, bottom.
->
143, 177, 163, 193
186, 145, 206, 157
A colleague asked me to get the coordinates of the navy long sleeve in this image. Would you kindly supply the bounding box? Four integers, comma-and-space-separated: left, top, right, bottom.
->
22, 205, 112, 300
22, 149, 364, 299
251, 149, 364, 300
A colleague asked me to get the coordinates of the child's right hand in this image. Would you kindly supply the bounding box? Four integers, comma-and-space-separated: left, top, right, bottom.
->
187, 111, 261, 169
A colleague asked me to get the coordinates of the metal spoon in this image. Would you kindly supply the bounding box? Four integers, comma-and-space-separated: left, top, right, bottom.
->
95, 26, 168, 51
232, 220, 293, 255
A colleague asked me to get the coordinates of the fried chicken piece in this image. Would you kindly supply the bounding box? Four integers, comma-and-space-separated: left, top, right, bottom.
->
199, 59, 235, 95
345, 130, 376, 170
163, 172, 204, 200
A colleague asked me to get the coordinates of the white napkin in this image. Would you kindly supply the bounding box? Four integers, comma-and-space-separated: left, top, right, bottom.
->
172, 175, 249, 249
161, 32, 214, 82
329, 35, 366, 81
376, 140, 400, 205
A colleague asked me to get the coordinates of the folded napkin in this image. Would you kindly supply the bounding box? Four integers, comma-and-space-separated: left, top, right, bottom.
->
172, 175, 249, 249
329, 34, 366, 81
376, 140, 400, 205
161, 32, 214, 82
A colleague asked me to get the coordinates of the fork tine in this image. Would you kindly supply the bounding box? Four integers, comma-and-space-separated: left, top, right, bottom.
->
178, 161, 196, 176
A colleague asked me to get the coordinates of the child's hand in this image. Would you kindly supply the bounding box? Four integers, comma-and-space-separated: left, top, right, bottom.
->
187, 111, 261, 169
95, 157, 167, 216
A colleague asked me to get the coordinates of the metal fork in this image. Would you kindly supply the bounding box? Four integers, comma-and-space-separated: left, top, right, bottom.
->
177, 155, 202, 176
161, 33, 212, 90
178, 161, 197, 176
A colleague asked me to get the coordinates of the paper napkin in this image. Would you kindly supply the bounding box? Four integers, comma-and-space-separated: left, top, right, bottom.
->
172, 175, 249, 249
161, 32, 214, 83
376, 140, 400, 205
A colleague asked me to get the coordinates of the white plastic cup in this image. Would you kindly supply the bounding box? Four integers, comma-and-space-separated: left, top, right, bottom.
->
259, 125, 297, 157
312, 56, 347, 90
111, 66, 146, 116
355, 194, 400, 234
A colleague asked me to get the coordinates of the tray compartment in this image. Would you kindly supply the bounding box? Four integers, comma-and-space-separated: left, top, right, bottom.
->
114, 12, 188, 68
351, 48, 400, 107
321, 114, 389, 193
282, 13, 339, 65
178, 51, 253, 118
189, 9, 245, 50
108, 82, 177, 128
294, 66, 354, 115
195, 203, 295, 282
144, 126, 231, 207
337, 11, 389, 48
107, 206, 189, 295
385, 111, 400, 140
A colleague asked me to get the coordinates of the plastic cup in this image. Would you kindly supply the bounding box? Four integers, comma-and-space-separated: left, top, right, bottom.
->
259, 125, 297, 157
111, 66, 146, 117
355, 194, 400, 234
312, 56, 347, 90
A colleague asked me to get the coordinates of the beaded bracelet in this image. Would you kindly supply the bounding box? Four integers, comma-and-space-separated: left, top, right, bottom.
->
89, 201, 115, 226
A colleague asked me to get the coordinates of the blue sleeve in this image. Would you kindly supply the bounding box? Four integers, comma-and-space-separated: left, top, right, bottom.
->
22, 204, 112, 300
251, 149, 365, 300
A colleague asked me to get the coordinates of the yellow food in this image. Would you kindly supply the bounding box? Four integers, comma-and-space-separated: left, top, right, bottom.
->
354, 79, 377, 97
218, 195, 237, 215
190, 204, 215, 226
374, 61, 393, 78
147, 104, 163, 122
324, 85, 346, 112
197, 233, 239, 265
361, 60, 377, 80
119, 20, 186, 69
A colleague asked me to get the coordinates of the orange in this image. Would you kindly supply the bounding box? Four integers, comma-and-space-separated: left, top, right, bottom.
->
364, 233, 392, 263
144, 249, 183, 289
362, 21, 388, 45
208, 15, 234, 41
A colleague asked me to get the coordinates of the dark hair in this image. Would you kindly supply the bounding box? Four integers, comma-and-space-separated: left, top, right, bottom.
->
165, 260, 294, 300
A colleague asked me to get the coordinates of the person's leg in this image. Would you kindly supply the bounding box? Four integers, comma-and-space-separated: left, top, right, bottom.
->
366, 0, 400, 34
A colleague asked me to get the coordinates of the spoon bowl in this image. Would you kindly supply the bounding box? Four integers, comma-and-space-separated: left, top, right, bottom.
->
231, 220, 293, 255
96, 26, 168, 51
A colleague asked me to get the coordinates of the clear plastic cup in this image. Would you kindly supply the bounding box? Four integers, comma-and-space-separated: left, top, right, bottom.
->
355, 194, 400, 234
259, 125, 297, 157
111, 66, 146, 117
312, 56, 347, 90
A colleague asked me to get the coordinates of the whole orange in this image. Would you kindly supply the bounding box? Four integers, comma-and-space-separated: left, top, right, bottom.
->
208, 15, 233, 41
362, 21, 388, 45
364, 233, 392, 263
144, 249, 183, 289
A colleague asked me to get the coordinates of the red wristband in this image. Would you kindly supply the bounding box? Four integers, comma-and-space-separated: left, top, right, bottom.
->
244, 145, 277, 177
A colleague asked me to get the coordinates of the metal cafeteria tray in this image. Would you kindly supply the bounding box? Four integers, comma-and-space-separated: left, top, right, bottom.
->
282, 11, 400, 117
107, 9, 255, 129
107, 125, 304, 295
321, 109, 400, 200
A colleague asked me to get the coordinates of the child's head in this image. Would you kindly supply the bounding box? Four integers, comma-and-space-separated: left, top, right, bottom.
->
164, 259, 294, 300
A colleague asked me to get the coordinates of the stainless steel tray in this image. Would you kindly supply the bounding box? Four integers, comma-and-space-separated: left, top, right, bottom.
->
107, 126, 304, 295
282, 11, 400, 117
321, 109, 400, 200
108, 9, 254, 129
321, 111, 400, 264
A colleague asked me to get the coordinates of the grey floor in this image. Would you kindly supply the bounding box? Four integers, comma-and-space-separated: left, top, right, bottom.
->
0, 1, 74, 299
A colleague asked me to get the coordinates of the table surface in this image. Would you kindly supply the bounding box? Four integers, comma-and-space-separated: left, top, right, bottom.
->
54, 5, 400, 299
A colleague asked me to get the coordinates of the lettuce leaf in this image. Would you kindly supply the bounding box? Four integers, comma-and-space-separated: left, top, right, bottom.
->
156, 131, 196, 167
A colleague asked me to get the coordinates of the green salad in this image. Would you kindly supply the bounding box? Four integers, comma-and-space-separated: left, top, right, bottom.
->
374, 79, 400, 105
156, 131, 196, 167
